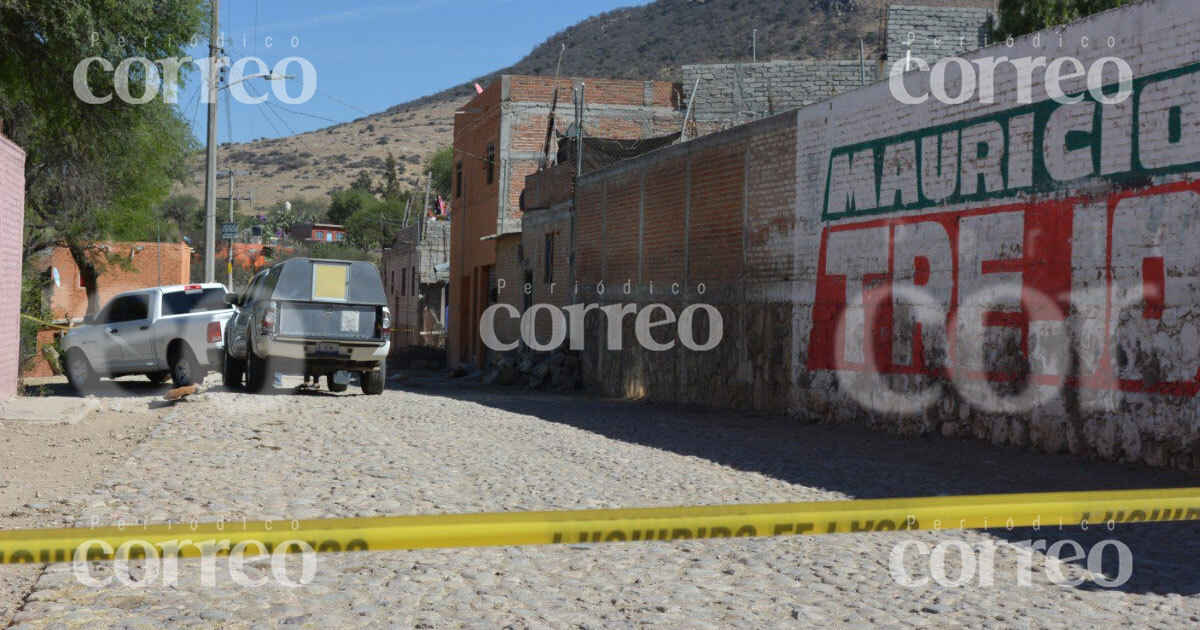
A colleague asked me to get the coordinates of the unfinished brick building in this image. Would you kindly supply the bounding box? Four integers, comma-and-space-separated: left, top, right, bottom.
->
382, 218, 450, 351
449, 75, 683, 367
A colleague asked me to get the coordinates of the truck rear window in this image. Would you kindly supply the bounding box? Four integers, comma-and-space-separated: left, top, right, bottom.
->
161, 288, 228, 316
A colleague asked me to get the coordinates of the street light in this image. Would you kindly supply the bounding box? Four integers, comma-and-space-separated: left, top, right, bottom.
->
202, 71, 295, 286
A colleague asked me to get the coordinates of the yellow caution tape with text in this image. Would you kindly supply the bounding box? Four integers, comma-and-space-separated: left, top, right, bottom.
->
2, 487, 1198, 564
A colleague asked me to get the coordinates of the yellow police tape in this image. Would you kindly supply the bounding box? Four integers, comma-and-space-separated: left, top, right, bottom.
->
19, 313, 69, 331
2, 487, 1197, 564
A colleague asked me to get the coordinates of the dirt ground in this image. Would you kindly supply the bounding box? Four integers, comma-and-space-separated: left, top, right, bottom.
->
0, 378, 168, 621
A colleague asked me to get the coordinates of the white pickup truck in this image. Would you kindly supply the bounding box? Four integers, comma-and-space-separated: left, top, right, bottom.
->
60, 283, 234, 393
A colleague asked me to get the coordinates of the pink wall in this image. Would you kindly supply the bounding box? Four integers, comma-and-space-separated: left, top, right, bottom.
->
0, 134, 25, 399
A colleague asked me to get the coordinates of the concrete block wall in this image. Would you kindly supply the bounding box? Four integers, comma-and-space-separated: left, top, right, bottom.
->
572, 0, 1200, 470
885, 4, 993, 66
0, 134, 24, 400
683, 61, 879, 125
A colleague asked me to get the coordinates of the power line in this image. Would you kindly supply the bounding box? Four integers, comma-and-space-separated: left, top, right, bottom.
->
260, 99, 299, 136
316, 88, 369, 116
264, 100, 344, 125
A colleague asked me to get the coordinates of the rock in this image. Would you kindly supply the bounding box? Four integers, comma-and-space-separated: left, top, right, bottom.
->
497, 362, 519, 386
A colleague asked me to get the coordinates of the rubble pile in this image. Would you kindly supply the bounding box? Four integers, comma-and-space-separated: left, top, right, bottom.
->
483, 351, 583, 391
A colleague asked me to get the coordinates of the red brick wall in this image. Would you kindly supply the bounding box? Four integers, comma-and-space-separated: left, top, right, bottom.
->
45, 242, 191, 322
523, 163, 574, 210
492, 235, 524, 351
572, 113, 794, 408
0, 134, 24, 399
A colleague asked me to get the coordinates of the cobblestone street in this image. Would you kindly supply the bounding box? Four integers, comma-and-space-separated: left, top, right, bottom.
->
4, 375, 1200, 628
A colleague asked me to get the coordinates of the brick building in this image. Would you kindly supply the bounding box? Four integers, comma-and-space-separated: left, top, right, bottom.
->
34, 242, 192, 323
381, 218, 451, 350
495, 0, 1200, 470
449, 75, 683, 367
0, 127, 24, 400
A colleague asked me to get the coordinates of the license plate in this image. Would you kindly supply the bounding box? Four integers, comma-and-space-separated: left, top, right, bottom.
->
315, 342, 339, 355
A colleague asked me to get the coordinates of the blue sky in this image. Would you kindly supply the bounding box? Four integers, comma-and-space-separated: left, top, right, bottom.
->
177, 0, 648, 144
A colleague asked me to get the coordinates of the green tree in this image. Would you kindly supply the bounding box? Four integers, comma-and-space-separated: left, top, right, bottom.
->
349, 170, 374, 193
159, 194, 202, 243
996, 0, 1132, 38
426, 146, 454, 199
382, 152, 402, 200
1, 0, 206, 316
327, 187, 376, 225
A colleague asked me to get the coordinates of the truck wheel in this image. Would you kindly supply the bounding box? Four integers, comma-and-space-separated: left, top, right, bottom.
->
170, 345, 202, 387
223, 351, 245, 389
65, 350, 97, 394
327, 373, 349, 393
244, 348, 270, 393
146, 371, 171, 384
360, 362, 386, 395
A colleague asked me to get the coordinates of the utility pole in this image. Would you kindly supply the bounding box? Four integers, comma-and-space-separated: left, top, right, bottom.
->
202, 0, 220, 283
421, 171, 432, 225
752, 29, 757, 63
568, 84, 584, 311
859, 39, 866, 86
218, 169, 250, 290
680, 77, 699, 142
574, 84, 584, 182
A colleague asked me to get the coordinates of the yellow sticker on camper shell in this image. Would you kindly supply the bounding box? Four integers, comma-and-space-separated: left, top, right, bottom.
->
312, 263, 348, 301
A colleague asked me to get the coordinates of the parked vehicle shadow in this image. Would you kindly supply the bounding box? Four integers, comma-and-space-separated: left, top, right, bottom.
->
408, 381, 1200, 596
20, 376, 171, 399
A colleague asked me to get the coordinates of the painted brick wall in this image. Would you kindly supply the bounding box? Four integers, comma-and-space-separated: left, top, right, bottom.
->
0, 134, 24, 400
571, 0, 1200, 470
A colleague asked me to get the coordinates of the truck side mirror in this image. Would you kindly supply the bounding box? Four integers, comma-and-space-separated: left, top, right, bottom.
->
224, 294, 240, 307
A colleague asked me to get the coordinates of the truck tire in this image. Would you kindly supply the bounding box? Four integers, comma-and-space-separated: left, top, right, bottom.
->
244, 348, 270, 393
170, 344, 202, 387
65, 350, 97, 394
360, 362, 386, 395
223, 351, 245, 389
146, 371, 171, 384
327, 373, 348, 393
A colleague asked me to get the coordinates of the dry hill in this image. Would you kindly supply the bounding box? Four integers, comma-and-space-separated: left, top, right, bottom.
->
178, 0, 888, 210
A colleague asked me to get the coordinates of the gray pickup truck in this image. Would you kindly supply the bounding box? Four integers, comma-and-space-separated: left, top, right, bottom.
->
222, 258, 391, 395
60, 283, 234, 393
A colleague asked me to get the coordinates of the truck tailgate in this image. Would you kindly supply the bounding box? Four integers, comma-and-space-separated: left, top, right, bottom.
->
277, 302, 378, 340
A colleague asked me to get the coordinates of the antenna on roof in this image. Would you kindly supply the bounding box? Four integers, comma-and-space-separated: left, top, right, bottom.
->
539, 43, 568, 170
